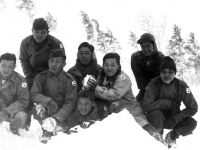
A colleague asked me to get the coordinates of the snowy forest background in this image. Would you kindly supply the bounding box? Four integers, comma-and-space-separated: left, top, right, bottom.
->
0, 0, 199, 150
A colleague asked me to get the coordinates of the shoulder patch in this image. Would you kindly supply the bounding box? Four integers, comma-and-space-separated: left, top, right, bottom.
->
60, 43, 64, 49
186, 88, 191, 94
22, 82, 27, 88
72, 81, 76, 86
120, 74, 126, 80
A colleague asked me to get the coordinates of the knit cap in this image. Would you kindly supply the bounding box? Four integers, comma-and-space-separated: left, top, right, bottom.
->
137, 33, 155, 44
160, 56, 176, 73
32, 18, 49, 31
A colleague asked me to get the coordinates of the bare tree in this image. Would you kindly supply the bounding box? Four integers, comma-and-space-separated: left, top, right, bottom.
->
80, 11, 95, 43
16, 0, 35, 21
80, 11, 121, 54
137, 14, 167, 52
45, 12, 57, 32
167, 24, 185, 79
129, 31, 138, 51
184, 32, 200, 87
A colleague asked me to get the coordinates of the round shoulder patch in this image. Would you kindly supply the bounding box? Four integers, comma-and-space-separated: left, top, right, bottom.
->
120, 74, 126, 80
22, 82, 27, 88
60, 43, 64, 49
104, 106, 108, 111
72, 81, 76, 86
186, 88, 191, 94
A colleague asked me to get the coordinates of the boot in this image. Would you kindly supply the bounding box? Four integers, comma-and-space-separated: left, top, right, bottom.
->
164, 130, 179, 148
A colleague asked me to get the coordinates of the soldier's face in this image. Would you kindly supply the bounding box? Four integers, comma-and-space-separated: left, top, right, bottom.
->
48, 57, 65, 75
103, 58, 120, 77
78, 98, 93, 116
140, 42, 154, 56
78, 47, 92, 65
32, 29, 48, 43
160, 68, 176, 84
0, 60, 15, 79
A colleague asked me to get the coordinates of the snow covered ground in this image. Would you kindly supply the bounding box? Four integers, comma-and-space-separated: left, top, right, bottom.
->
0, 87, 199, 150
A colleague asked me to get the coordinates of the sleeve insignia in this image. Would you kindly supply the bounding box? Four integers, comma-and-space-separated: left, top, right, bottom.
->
72, 81, 76, 86
60, 43, 64, 49
186, 88, 191, 94
120, 74, 126, 80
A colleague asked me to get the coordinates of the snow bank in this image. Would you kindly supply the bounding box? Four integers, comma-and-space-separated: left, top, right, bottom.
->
0, 110, 199, 150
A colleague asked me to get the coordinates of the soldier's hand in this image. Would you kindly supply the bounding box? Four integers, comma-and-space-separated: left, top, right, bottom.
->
66, 126, 81, 134
42, 117, 57, 132
109, 101, 124, 113
143, 124, 163, 143
33, 104, 47, 120
47, 101, 59, 116
87, 77, 97, 90
80, 120, 95, 129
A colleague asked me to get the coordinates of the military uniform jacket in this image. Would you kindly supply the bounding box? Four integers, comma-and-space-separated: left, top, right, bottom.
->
0, 72, 29, 115
94, 70, 149, 126
30, 70, 77, 123
131, 50, 164, 89
142, 77, 198, 123
19, 35, 64, 78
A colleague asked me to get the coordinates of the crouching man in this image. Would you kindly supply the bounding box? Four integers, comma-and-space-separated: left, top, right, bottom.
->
30, 49, 77, 143
142, 56, 198, 148
86, 52, 162, 143
0, 53, 29, 135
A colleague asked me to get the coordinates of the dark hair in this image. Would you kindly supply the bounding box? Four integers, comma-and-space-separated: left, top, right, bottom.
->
103, 52, 120, 66
0, 53, 16, 65
77, 90, 95, 102
78, 42, 94, 52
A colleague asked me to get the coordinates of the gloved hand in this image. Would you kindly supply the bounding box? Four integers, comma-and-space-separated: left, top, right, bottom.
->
66, 126, 82, 134
32, 104, 47, 120
42, 117, 57, 132
0, 110, 9, 125
47, 101, 59, 116
109, 101, 124, 113
164, 117, 177, 129
80, 120, 95, 129
143, 124, 164, 143
82, 75, 97, 90
87, 77, 97, 90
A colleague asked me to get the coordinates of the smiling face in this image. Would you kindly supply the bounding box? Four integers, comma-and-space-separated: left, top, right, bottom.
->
0, 60, 15, 79
160, 68, 176, 84
78, 97, 93, 116
103, 58, 120, 77
140, 42, 154, 56
32, 29, 48, 43
78, 47, 92, 65
48, 57, 66, 75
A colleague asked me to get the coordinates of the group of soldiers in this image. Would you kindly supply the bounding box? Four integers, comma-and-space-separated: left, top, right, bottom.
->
0, 18, 198, 148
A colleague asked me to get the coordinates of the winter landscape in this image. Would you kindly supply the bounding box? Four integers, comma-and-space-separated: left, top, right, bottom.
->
0, 0, 200, 150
